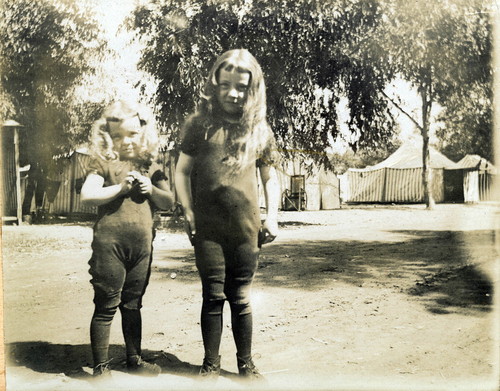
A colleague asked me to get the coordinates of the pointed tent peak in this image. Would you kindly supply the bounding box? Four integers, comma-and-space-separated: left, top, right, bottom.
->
457, 154, 496, 173
350, 141, 458, 172
3, 119, 23, 127
456, 154, 483, 168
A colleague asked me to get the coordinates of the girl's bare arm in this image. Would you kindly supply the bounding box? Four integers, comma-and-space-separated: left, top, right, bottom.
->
259, 165, 280, 240
80, 173, 133, 207
174, 152, 196, 235
148, 179, 174, 210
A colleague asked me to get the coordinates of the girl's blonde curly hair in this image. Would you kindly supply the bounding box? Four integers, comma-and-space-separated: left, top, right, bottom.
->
90, 100, 159, 164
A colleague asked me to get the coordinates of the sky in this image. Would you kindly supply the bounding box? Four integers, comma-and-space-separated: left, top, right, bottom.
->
93, 0, 136, 38
83, 0, 154, 103
330, 78, 441, 154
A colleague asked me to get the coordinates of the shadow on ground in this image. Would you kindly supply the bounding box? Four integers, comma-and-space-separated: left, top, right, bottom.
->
153, 229, 495, 315
5, 341, 199, 379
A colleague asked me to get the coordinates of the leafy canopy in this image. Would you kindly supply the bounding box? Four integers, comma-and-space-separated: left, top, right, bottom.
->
130, 0, 396, 167
0, 0, 106, 167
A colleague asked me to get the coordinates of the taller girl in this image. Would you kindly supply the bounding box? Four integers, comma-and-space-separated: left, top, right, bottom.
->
175, 49, 280, 381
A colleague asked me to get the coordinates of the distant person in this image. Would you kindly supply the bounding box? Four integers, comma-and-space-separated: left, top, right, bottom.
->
175, 49, 280, 382
21, 161, 45, 222
81, 100, 174, 378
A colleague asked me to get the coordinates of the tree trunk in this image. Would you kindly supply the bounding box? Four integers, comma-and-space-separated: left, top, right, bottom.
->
421, 131, 434, 209
420, 84, 434, 209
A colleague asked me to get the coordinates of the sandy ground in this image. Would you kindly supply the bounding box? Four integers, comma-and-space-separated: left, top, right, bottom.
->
1, 203, 499, 391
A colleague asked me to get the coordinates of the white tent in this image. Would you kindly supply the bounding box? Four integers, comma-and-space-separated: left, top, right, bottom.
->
50, 149, 97, 215
455, 154, 496, 202
344, 143, 458, 203
351, 143, 459, 171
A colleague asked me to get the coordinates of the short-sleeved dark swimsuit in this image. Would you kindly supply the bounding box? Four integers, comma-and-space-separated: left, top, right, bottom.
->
181, 119, 277, 304
87, 157, 167, 310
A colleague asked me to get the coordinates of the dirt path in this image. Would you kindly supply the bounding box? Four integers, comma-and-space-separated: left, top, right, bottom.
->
2, 204, 499, 391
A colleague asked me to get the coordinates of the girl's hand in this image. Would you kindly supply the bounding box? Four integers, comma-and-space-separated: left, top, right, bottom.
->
184, 208, 196, 245
128, 171, 153, 195
137, 176, 153, 195
120, 174, 136, 194
259, 219, 278, 245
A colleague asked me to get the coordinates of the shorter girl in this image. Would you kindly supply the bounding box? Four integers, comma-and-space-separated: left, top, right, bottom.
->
81, 100, 173, 377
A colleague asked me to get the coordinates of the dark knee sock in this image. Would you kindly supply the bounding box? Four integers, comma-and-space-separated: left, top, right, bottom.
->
201, 299, 225, 360
229, 302, 253, 359
120, 307, 142, 360
90, 306, 118, 365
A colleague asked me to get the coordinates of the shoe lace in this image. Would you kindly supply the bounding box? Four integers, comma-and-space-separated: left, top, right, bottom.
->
94, 358, 113, 373
201, 358, 219, 372
130, 356, 157, 369
238, 354, 261, 374
200, 356, 221, 376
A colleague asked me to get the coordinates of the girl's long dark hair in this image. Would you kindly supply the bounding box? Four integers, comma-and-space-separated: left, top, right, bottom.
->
191, 49, 271, 168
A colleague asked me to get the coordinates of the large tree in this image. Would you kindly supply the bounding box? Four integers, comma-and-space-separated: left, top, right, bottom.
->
0, 0, 106, 170
368, 0, 493, 207
434, 4, 493, 164
435, 82, 492, 163
130, 0, 396, 168
434, 2, 493, 162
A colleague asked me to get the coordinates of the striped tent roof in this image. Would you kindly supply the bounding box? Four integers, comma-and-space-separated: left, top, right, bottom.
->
456, 154, 496, 173
350, 142, 459, 172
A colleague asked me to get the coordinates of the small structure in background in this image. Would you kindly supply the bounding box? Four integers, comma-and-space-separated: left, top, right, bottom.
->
264, 157, 340, 211
48, 148, 97, 217
455, 155, 496, 203
1, 120, 24, 224
282, 175, 307, 211
28, 146, 177, 220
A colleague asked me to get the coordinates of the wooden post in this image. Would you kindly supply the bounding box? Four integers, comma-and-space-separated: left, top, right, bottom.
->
2, 120, 24, 224
69, 153, 76, 214
13, 128, 22, 224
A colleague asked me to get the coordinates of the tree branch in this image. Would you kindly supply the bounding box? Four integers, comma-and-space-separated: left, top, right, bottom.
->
380, 89, 422, 131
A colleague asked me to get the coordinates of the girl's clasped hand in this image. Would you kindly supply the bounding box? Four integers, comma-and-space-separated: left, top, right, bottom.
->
122, 171, 153, 195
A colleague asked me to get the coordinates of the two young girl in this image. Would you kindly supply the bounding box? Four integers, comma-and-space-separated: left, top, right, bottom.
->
81, 49, 279, 382
175, 49, 280, 381
81, 100, 174, 377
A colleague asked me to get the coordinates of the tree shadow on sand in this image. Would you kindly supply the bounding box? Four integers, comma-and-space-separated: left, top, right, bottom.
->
258, 229, 495, 314
150, 228, 495, 315
5, 341, 200, 379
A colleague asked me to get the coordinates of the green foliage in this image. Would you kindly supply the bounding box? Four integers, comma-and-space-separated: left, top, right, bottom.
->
0, 0, 106, 167
130, 0, 396, 166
